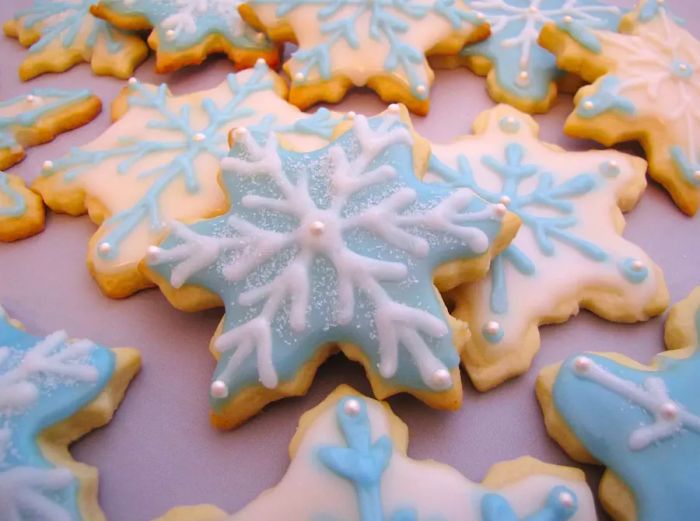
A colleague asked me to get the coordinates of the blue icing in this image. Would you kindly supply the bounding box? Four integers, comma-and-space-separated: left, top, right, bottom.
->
0, 88, 93, 152
552, 305, 700, 521
618, 257, 649, 284
0, 174, 27, 218
576, 76, 636, 118
102, 0, 273, 51
460, 0, 621, 103
638, 0, 684, 24
14, 0, 127, 54
481, 486, 578, 521
670, 146, 700, 187
0, 310, 115, 521
149, 113, 504, 405
45, 61, 341, 263
248, 0, 481, 98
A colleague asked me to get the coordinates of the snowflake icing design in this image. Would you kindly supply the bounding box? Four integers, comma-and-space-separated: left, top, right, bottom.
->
0, 308, 114, 521
147, 111, 505, 412
549, 288, 700, 520
461, 0, 620, 106
245, 0, 484, 102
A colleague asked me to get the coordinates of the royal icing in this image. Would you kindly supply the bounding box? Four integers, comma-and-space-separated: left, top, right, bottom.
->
0, 306, 115, 521
34, 61, 342, 297
244, 0, 485, 105
159, 388, 596, 520
460, 0, 621, 110
5, 0, 148, 79
0, 173, 26, 219
0, 88, 96, 170
546, 0, 700, 214
549, 288, 700, 521
147, 111, 506, 421
427, 104, 668, 390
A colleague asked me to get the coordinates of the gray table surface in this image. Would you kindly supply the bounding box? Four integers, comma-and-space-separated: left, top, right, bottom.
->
1, 1, 699, 520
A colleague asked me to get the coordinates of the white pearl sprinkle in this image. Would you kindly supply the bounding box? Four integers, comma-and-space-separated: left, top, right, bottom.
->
210, 380, 229, 398
346, 111, 356, 120
166, 29, 176, 40
563, 15, 573, 24
680, 63, 689, 72
343, 399, 361, 416
309, 220, 325, 235
128, 77, 137, 85
388, 103, 400, 114
294, 72, 305, 82
574, 356, 592, 374
660, 401, 679, 420
694, 170, 700, 180
42, 160, 53, 171
476, 12, 485, 20
256, 57, 266, 66
583, 100, 594, 110
26, 94, 40, 103
559, 491, 575, 508
517, 70, 529, 86
234, 127, 249, 139
416, 84, 427, 95
528, 5, 538, 13
485, 320, 501, 335
432, 368, 452, 388
256, 32, 265, 42
631, 259, 644, 271
146, 245, 161, 261
193, 132, 206, 142
499, 195, 511, 206
493, 203, 507, 218
97, 242, 111, 255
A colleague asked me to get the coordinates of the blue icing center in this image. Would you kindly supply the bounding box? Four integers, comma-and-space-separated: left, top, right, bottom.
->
671, 59, 694, 79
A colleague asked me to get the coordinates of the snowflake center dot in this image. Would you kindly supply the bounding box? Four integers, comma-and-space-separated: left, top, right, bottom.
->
671, 59, 694, 79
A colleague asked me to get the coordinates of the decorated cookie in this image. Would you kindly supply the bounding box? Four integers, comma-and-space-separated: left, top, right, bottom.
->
0, 306, 140, 521
145, 110, 517, 429
0, 88, 102, 171
90, 0, 280, 73
427, 104, 669, 391
4, 0, 148, 81
537, 287, 700, 521
239, 0, 489, 114
432, 0, 621, 113
156, 386, 596, 521
0, 173, 45, 242
32, 61, 344, 299
539, 1, 700, 214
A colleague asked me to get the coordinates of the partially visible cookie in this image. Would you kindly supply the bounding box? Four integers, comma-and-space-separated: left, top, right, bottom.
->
431, 0, 622, 113
0, 88, 102, 171
0, 172, 45, 242
156, 386, 596, 521
428, 104, 669, 391
539, 0, 700, 214
4, 0, 148, 80
239, 0, 490, 114
537, 287, 700, 521
0, 306, 141, 521
90, 0, 280, 73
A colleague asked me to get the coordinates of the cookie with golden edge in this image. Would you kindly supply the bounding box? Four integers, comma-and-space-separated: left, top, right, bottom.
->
4, 0, 148, 81
90, 0, 281, 73
155, 385, 596, 521
0, 305, 140, 521
537, 287, 700, 521
539, 0, 700, 215
32, 62, 345, 299
144, 107, 519, 429
0, 88, 102, 171
0, 172, 45, 242
239, 0, 490, 115
427, 104, 669, 391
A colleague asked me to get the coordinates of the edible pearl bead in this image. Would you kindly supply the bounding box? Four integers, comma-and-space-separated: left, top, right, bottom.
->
493, 203, 507, 218
234, 127, 248, 139
574, 356, 592, 373
517, 70, 529, 86
26, 94, 40, 103
500, 195, 511, 206
694, 170, 700, 181
432, 368, 451, 388
388, 103, 400, 114
529, 5, 538, 13
98, 242, 111, 255
255, 57, 266, 66
128, 77, 137, 86
346, 111, 356, 120
210, 380, 229, 398
193, 132, 206, 142
294, 72, 305, 82
165, 29, 176, 40
42, 160, 53, 171
416, 84, 427, 95
559, 491, 575, 508
660, 401, 678, 420
631, 259, 644, 272
309, 220, 325, 235
146, 245, 161, 261
563, 15, 573, 24
343, 399, 361, 416
583, 100, 594, 110
484, 320, 501, 335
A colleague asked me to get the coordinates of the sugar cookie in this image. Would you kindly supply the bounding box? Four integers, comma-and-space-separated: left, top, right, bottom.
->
146, 109, 517, 429
0, 306, 140, 521
537, 287, 700, 521
427, 104, 669, 391
4, 0, 148, 80
90, 0, 280, 73
539, 0, 700, 214
0, 172, 45, 242
33, 62, 344, 299
239, 0, 490, 114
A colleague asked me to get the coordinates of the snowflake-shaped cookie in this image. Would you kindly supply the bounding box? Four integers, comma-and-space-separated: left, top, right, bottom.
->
0, 173, 45, 242
91, 0, 280, 73
4, 0, 148, 80
0, 306, 140, 521
146, 110, 511, 429
428, 104, 669, 391
240, 0, 488, 114
538, 287, 700, 521
449, 0, 621, 113
157, 386, 595, 521
32, 61, 343, 299
0, 88, 101, 171
539, 0, 700, 214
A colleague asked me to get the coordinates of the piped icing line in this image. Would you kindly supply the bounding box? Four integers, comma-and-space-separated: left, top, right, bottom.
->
0, 172, 45, 242
539, 287, 700, 521
427, 104, 668, 391
90, 0, 280, 72
32, 61, 344, 298
456, 0, 621, 112
146, 110, 508, 428
154, 387, 595, 521
0, 173, 26, 218
4, 0, 148, 80
538, 0, 700, 214
0, 307, 140, 521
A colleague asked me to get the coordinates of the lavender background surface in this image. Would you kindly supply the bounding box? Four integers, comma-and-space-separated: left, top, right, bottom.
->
1, 1, 698, 520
